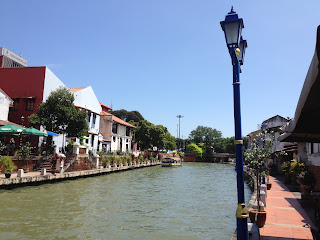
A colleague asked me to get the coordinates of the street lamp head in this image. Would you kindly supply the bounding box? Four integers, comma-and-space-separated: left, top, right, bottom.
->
220, 7, 244, 48
21, 116, 25, 123
238, 37, 247, 65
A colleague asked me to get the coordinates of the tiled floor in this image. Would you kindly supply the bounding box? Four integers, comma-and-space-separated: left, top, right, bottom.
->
260, 176, 314, 239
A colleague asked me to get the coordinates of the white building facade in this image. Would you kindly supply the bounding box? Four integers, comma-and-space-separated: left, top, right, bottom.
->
0, 88, 13, 121
70, 86, 102, 152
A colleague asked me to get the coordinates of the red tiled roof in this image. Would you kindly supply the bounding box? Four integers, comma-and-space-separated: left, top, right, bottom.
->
88, 131, 98, 135
74, 105, 100, 115
69, 87, 86, 93
99, 102, 112, 111
100, 111, 112, 116
112, 115, 135, 128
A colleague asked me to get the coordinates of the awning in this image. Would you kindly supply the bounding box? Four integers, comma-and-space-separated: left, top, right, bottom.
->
279, 25, 320, 143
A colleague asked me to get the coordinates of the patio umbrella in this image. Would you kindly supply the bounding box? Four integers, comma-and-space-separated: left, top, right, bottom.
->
46, 130, 59, 137
22, 127, 48, 136
0, 124, 25, 135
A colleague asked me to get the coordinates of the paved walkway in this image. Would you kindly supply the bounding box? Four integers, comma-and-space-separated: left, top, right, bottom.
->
259, 176, 314, 240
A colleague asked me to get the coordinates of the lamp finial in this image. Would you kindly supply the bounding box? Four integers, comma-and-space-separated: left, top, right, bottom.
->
229, 6, 235, 14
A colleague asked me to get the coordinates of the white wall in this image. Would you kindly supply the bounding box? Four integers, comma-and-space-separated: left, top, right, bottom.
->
72, 86, 102, 115
43, 67, 67, 102
0, 90, 12, 121
72, 86, 102, 152
110, 123, 132, 152
306, 142, 320, 166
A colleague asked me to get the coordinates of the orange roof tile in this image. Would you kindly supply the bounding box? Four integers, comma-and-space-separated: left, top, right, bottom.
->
99, 102, 113, 111
69, 87, 85, 93
112, 115, 135, 128
100, 111, 112, 116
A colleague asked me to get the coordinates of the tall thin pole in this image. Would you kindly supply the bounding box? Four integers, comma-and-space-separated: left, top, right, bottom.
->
176, 115, 183, 139
230, 47, 248, 240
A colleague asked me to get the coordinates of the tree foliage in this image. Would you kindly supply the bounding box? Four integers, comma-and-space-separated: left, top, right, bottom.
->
132, 120, 176, 150
189, 126, 222, 145
186, 143, 203, 158
28, 86, 88, 137
111, 109, 144, 122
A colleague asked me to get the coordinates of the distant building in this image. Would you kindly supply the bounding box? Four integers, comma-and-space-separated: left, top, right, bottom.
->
0, 47, 27, 68
0, 66, 67, 152
99, 102, 135, 152
70, 87, 102, 152
0, 88, 13, 121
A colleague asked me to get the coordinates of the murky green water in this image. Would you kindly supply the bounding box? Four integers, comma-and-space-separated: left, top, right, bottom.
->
0, 163, 251, 240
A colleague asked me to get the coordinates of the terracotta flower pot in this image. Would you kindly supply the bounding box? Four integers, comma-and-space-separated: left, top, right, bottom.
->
300, 184, 313, 196
248, 209, 267, 228
267, 183, 272, 190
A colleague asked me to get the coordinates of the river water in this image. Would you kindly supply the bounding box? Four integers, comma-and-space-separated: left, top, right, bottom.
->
0, 163, 252, 240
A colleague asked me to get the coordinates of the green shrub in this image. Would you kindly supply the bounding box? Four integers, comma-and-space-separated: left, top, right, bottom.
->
17, 142, 33, 160
0, 156, 17, 174
178, 151, 184, 158
115, 157, 122, 165
102, 157, 111, 167
186, 143, 203, 158
66, 140, 74, 153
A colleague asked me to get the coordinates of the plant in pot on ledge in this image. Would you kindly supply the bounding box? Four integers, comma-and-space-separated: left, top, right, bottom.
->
0, 156, 17, 178
244, 131, 286, 228
298, 170, 316, 200
244, 134, 268, 228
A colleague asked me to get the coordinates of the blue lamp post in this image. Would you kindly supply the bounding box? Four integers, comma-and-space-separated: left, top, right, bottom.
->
221, 7, 248, 240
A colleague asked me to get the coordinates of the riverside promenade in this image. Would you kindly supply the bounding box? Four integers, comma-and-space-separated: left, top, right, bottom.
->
0, 162, 160, 188
260, 176, 314, 239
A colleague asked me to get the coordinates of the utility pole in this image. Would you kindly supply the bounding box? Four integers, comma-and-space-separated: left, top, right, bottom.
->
176, 115, 184, 139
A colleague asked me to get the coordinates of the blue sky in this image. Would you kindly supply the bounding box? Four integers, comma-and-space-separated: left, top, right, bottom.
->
2, 1, 320, 138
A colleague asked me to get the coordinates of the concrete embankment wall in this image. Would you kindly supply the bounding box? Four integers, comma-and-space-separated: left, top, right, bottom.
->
0, 162, 161, 189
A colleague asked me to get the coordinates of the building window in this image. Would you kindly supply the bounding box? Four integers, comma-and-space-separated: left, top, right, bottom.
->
10, 98, 19, 111
112, 123, 117, 134
126, 127, 130, 136
91, 113, 96, 128
26, 99, 35, 111
91, 135, 95, 147
113, 136, 116, 142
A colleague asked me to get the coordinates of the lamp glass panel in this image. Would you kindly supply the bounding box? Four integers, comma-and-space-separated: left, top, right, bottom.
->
224, 21, 241, 46
239, 40, 245, 63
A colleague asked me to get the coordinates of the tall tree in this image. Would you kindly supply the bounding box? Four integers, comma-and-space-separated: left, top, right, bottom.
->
111, 109, 144, 122
29, 86, 88, 137
189, 126, 222, 145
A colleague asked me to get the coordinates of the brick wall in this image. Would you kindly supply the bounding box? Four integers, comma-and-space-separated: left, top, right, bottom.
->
0, 158, 40, 172
183, 155, 195, 162
65, 157, 94, 172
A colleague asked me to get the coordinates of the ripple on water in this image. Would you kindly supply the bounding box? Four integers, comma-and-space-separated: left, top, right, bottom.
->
0, 163, 251, 240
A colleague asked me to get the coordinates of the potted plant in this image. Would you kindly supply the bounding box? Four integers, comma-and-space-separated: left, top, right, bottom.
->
281, 162, 291, 184
244, 132, 285, 228
298, 170, 316, 198
289, 160, 305, 185
0, 156, 17, 178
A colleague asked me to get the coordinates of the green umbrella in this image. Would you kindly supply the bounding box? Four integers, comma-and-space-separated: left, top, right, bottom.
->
0, 124, 25, 135
22, 127, 48, 136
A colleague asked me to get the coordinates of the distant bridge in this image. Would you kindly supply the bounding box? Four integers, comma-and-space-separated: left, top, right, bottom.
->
183, 153, 235, 163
